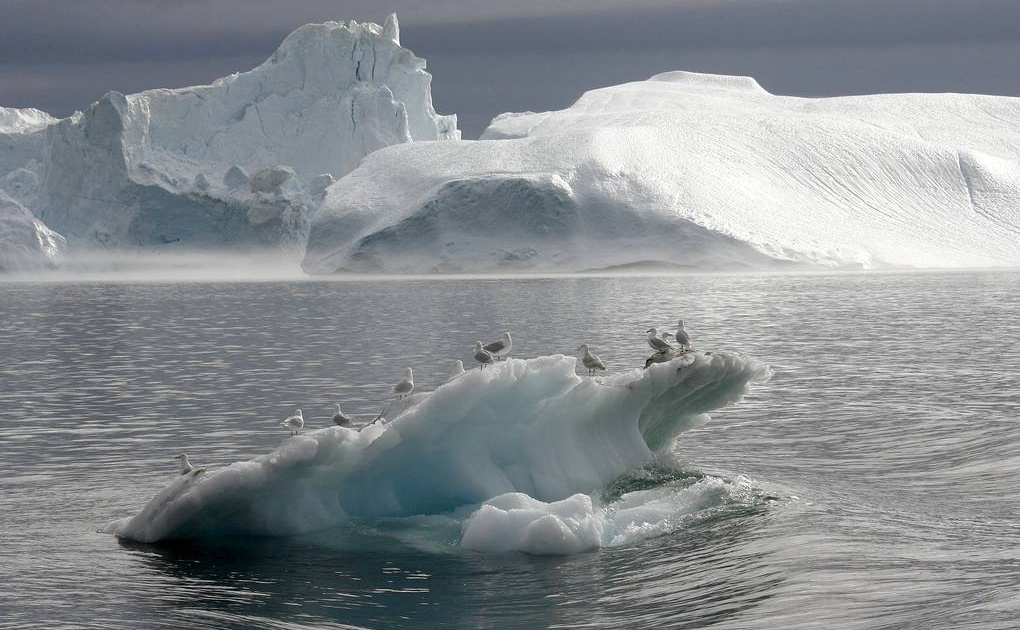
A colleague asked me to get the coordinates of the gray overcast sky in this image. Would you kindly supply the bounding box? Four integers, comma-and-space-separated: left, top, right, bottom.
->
1, 0, 1019, 137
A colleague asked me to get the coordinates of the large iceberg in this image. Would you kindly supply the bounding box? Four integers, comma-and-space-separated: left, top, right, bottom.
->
106, 352, 769, 543
304, 71, 1020, 273
0, 15, 457, 259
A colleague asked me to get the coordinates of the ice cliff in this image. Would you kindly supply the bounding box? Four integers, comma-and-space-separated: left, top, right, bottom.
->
304, 71, 1020, 273
0, 14, 457, 264
0, 190, 66, 271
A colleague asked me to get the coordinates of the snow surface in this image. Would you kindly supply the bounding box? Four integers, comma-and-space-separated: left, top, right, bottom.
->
0, 190, 66, 271
305, 71, 1020, 273
106, 351, 769, 543
0, 14, 457, 262
0, 107, 56, 133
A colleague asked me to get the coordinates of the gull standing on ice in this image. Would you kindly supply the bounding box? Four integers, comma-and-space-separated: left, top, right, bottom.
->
393, 367, 414, 399
281, 408, 304, 435
473, 342, 494, 369
451, 360, 466, 378
483, 332, 512, 361
672, 319, 693, 351
332, 404, 352, 427
174, 453, 202, 475
647, 328, 673, 353
576, 344, 607, 377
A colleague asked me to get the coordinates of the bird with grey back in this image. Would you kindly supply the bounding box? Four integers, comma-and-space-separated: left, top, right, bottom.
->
576, 344, 607, 377
672, 319, 692, 351
647, 328, 673, 353
174, 453, 205, 476
393, 367, 414, 399
474, 341, 494, 369
483, 332, 512, 361
332, 404, 352, 427
281, 408, 304, 435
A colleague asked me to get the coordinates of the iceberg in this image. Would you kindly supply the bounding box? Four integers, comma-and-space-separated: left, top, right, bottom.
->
106, 351, 769, 543
0, 190, 66, 271
0, 14, 457, 258
304, 71, 1020, 273
0, 107, 56, 134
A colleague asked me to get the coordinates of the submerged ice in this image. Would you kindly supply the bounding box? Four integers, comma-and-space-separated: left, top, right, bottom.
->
107, 352, 769, 545
461, 475, 754, 555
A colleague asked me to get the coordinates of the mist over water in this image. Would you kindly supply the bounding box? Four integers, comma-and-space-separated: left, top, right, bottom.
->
3, 251, 309, 283
1, 271, 1018, 629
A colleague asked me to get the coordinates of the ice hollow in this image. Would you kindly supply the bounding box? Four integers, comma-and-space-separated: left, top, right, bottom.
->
107, 352, 769, 543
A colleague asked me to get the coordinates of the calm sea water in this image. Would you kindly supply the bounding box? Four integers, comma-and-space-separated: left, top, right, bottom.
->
1, 271, 1018, 630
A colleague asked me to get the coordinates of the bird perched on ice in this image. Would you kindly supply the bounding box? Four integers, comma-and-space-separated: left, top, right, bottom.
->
673, 319, 692, 351
647, 328, 673, 353
473, 341, 494, 369
281, 408, 304, 435
332, 404, 352, 427
576, 344, 607, 376
483, 332, 512, 361
392, 367, 414, 399
644, 349, 675, 369
174, 453, 204, 476
451, 360, 466, 378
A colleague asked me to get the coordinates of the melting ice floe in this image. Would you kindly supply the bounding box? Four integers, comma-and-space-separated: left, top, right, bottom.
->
107, 352, 769, 548
460, 475, 757, 555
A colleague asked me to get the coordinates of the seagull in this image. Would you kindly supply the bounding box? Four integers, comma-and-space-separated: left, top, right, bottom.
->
281, 408, 304, 435
332, 404, 352, 427
451, 360, 466, 378
174, 453, 204, 476
483, 332, 512, 361
474, 341, 494, 369
672, 319, 693, 352
647, 328, 674, 353
393, 367, 414, 399
644, 349, 674, 369
576, 344, 607, 376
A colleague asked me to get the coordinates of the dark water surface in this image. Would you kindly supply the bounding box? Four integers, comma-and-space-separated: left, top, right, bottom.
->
1, 271, 1017, 629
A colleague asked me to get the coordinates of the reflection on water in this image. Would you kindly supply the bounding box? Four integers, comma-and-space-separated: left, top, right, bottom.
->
1, 271, 1019, 629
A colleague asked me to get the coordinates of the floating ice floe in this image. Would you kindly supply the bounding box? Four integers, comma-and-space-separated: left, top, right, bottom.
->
106, 351, 769, 543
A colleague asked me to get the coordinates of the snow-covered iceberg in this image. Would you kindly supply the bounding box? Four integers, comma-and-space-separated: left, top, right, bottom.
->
106, 351, 769, 543
304, 71, 1020, 273
0, 15, 457, 259
0, 107, 56, 134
